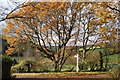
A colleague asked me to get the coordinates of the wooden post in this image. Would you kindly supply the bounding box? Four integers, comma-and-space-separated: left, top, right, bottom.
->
74, 54, 79, 72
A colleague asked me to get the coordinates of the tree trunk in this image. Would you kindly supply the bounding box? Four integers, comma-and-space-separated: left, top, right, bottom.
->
105, 55, 109, 70
99, 51, 104, 70
54, 61, 62, 72
54, 60, 65, 72
82, 50, 86, 71
26, 63, 31, 73
82, 50, 86, 59
90, 65, 95, 71
54, 61, 59, 72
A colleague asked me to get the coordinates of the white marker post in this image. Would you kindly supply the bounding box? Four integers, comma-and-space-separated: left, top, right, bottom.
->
74, 54, 79, 72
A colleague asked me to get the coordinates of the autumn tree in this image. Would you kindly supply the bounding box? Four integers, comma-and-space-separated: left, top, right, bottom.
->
3, 1, 118, 72
3, 2, 82, 72
94, 2, 118, 70
75, 2, 118, 70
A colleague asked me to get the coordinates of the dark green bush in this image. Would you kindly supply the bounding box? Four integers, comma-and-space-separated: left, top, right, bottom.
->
2, 55, 14, 79
2, 55, 14, 65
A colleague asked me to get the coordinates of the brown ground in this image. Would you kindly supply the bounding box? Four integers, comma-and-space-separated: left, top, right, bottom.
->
13, 73, 110, 78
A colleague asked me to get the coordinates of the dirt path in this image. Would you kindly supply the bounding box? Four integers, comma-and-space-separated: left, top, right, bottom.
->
13, 73, 110, 78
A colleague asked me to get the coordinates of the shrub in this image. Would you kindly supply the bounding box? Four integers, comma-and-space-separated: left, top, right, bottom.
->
2, 55, 14, 79
11, 59, 54, 73
11, 61, 25, 73
2, 55, 14, 65
34, 59, 54, 72
85, 52, 100, 71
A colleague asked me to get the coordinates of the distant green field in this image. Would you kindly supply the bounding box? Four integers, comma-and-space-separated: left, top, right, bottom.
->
105, 54, 118, 64
12, 48, 118, 65
87, 48, 104, 53
86, 48, 118, 64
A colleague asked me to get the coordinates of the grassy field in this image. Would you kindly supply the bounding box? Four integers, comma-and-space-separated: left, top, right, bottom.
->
107, 54, 118, 64
11, 48, 118, 73
11, 48, 119, 78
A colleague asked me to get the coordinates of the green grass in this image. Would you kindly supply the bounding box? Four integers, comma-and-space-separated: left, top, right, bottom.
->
106, 54, 118, 64
86, 48, 118, 64
86, 48, 103, 53
11, 48, 118, 73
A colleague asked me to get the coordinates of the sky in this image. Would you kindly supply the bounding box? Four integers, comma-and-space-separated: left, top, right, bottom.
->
0, 0, 25, 31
